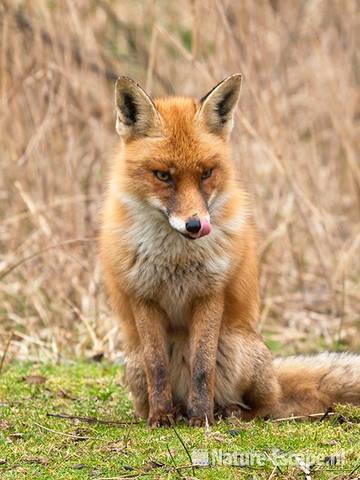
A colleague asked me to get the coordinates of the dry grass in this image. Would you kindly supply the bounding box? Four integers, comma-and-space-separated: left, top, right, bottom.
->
1, 0, 359, 362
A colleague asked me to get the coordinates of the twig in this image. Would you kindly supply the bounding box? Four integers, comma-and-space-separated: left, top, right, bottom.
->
166, 445, 182, 479
319, 407, 333, 421
46, 412, 140, 427
273, 412, 335, 422
171, 425, 195, 476
33, 421, 92, 440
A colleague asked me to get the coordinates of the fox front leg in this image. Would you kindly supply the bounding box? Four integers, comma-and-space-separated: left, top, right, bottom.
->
188, 294, 224, 426
131, 300, 174, 427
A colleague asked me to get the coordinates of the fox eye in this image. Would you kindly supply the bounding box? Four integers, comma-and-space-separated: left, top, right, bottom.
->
154, 170, 172, 182
201, 168, 213, 180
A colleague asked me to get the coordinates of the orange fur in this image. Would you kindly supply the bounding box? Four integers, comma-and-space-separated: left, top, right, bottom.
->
100, 76, 360, 426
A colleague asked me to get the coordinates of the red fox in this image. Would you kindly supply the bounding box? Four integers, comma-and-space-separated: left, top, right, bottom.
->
100, 74, 360, 427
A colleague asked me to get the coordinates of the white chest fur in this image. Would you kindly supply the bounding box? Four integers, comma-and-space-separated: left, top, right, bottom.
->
124, 207, 231, 326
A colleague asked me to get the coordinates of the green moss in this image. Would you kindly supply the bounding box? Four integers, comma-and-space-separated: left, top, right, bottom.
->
0, 361, 359, 479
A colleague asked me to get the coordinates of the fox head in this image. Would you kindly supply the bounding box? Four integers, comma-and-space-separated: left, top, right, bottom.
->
114, 74, 242, 240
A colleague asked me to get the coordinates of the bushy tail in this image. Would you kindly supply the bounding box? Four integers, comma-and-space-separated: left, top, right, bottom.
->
272, 352, 360, 418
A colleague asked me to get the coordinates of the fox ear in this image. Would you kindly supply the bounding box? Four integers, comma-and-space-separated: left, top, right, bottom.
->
197, 74, 242, 138
115, 77, 163, 140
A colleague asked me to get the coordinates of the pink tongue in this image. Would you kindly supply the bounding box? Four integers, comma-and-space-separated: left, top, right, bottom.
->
199, 219, 212, 237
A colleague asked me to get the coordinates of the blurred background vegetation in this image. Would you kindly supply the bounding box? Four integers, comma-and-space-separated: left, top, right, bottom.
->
0, 0, 359, 362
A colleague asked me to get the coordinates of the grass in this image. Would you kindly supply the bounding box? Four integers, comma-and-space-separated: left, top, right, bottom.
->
0, 361, 359, 479
1, 1, 360, 361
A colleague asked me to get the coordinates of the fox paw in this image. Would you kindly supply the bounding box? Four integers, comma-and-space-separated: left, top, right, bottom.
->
215, 403, 244, 419
188, 411, 214, 427
147, 411, 175, 428
188, 416, 206, 427
172, 403, 187, 422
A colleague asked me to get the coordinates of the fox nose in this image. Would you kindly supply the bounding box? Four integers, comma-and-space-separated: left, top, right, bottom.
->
185, 218, 201, 234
